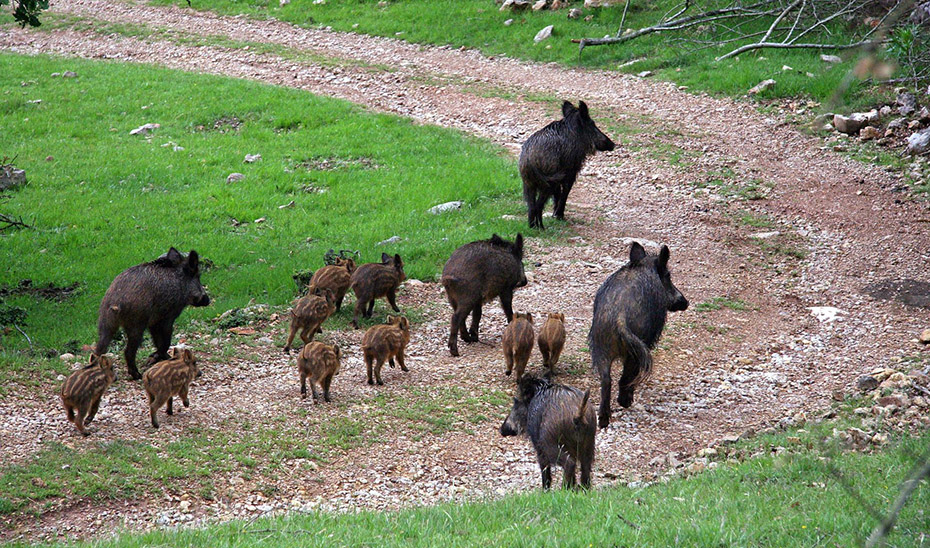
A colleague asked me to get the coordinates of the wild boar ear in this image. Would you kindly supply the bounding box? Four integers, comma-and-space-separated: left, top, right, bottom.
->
166, 247, 183, 265
514, 233, 524, 257
394, 254, 403, 268
186, 250, 200, 273
526, 312, 533, 323
333, 344, 341, 358
381, 252, 391, 263
89, 353, 99, 366
629, 241, 646, 265
658, 245, 670, 271
182, 349, 194, 363
558, 313, 565, 322
578, 101, 590, 119
561, 101, 575, 118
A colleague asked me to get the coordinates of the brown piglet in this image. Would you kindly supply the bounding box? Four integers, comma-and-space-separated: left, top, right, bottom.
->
60, 354, 116, 436
142, 347, 201, 429
297, 341, 341, 402
361, 315, 410, 385
284, 287, 336, 354
538, 313, 566, 375
350, 253, 405, 328
503, 312, 534, 381
308, 257, 356, 312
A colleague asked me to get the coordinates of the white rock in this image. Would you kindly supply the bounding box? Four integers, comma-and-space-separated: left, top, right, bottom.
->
747, 79, 776, 95
227, 172, 245, 183
907, 128, 930, 155
820, 54, 842, 64
637, 71, 653, 78
59, 353, 75, 361
427, 201, 463, 214
244, 154, 262, 163
377, 235, 402, 246
534, 25, 554, 43
129, 123, 160, 136
749, 231, 780, 239
808, 306, 845, 323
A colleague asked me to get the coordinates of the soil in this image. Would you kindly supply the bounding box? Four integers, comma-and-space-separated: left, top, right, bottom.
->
2, 0, 930, 541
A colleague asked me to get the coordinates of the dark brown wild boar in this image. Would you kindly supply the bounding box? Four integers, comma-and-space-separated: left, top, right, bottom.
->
519, 101, 615, 230
60, 354, 116, 436
350, 253, 405, 328
502, 312, 534, 381
537, 313, 566, 375
588, 242, 688, 428
501, 375, 596, 489
142, 347, 201, 429
360, 315, 410, 386
308, 257, 356, 312
283, 287, 336, 354
297, 341, 341, 402
95, 248, 210, 380
441, 234, 527, 357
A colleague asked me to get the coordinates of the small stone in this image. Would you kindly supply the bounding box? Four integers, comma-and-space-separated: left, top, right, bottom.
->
427, 201, 463, 215
227, 172, 245, 183
503, 18, 513, 25
888, 117, 907, 130
897, 92, 918, 116
747, 79, 776, 95
279, 0, 290, 5
59, 353, 75, 361
919, 328, 930, 344
534, 25, 554, 43
878, 394, 909, 408
129, 123, 160, 136
880, 105, 893, 117
179, 500, 191, 513
244, 154, 262, 163
62, 71, 77, 78
377, 235, 402, 246
721, 433, 741, 444
567, 7, 581, 18
871, 432, 889, 445
532, 0, 547, 10
697, 447, 717, 458
781, 65, 793, 72
637, 71, 653, 78
749, 231, 780, 239
859, 126, 882, 141
820, 54, 842, 64
857, 375, 879, 392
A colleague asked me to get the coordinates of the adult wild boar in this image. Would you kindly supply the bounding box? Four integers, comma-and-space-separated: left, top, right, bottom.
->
94, 248, 210, 380
519, 101, 615, 229
588, 242, 688, 428
441, 234, 527, 357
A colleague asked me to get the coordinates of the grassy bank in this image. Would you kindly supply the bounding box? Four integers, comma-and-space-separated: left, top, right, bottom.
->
24, 416, 930, 547
0, 53, 531, 369
146, 0, 869, 107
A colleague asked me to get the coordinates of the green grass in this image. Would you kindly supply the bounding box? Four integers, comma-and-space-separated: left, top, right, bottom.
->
0, 384, 506, 516
0, 53, 540, 366
142, 0, 873, 107
694, 296, 750, 313
29, 417, 930, 547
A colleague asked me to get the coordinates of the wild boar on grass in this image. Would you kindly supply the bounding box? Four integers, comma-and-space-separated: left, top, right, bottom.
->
94, 248, 210, 380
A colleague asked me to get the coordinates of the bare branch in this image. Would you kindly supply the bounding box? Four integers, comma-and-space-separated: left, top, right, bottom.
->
0, 213, 31, 231
716, 38, 883, 61
866, 450, 930, 547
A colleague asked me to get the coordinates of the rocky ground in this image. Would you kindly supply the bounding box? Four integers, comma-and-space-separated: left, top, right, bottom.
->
1, 0, 930, 541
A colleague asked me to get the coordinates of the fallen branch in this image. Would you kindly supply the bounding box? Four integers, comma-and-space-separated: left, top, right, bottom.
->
0, 213, 31, 231
866, 450, 930, 547
716, 39, 884, 61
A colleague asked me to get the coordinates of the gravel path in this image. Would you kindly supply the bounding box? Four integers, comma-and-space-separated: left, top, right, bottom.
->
2, 1, 929, 540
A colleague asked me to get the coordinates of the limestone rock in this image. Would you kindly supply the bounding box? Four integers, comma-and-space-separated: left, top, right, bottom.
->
534, 25, 554, 42
427, 201, 463, 214
227, 172, 245, 183
859, 126, 882, 141
920, 328, 930, 344
0, 164, 26, 191
906, 127, 930, 155
244, 154, 262, 163
568, 7, 581, 18
129, 123, 160, 136
820, 54, 842, 64
857, 375, 879, 392
747, 79, 776, 95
